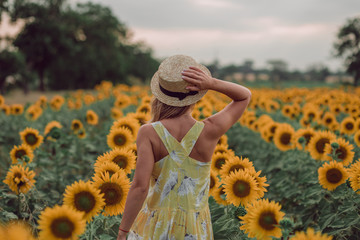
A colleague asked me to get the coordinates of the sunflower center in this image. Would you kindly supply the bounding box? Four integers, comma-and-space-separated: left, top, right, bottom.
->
87, 115, 93, 121
112, 155, 128, 169
140, 107, 148, 113
73, 123, 80, 130
100, 183, 123, 206
50, 217, 75, 238
335, 146, 347, 160
303, 133, 313, 145
345, 122, 354, 130
229, 165, 244, 174
315, 138, 330, 154
25, 133, 37, 145
210, 176, 215, 189
215, 158, 226, 169
308, 113, 315, 119
325, 118, 332, 124
13, 173, 25, 187
15, 149, 26, 159
232, 180, 250, 197
326, 168, 342, 183
114, 134, 126, 146
280, 133, 291, 145
270, 126, 277, 134
74, 191, 96, 213
259, 212, 277, 230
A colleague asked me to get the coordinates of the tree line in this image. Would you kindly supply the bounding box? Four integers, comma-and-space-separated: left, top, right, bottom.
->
0, 1, 359, 94
0, 0, 160, 94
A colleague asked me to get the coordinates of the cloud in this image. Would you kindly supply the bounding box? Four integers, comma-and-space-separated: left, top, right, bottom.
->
191, 0, 242, 9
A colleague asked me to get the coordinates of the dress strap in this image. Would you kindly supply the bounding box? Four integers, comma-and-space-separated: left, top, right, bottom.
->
180, 121, 204, 155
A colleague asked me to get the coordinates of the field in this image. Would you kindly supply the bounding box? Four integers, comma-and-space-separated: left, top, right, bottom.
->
0, 81, 360, 239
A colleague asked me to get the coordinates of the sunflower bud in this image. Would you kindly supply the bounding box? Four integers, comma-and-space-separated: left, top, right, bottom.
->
50, 127, 61, 139
298, 137, 305, 144
23, 155, 30, 163
280, 218, 294, 230
234, 205, 247, 219
331, 142, 339, 149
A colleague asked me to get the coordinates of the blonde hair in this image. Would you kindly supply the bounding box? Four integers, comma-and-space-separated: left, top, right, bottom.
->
150, 97, 194, 123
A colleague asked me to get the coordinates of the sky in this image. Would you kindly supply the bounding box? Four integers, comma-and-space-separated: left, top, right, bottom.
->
2, 0, 360, 71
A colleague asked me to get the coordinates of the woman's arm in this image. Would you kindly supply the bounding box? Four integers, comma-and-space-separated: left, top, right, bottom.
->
117, 124, 155, 240
182, 67, 251, 139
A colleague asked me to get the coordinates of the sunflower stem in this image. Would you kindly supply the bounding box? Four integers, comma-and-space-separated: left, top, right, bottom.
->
17, 192, 22, 218
103, 218, 107, 231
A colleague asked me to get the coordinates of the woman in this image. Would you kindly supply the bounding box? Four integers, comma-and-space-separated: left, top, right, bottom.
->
117, 55, 251, 240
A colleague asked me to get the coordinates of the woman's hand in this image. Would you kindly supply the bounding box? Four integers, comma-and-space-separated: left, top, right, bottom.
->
117, 229, 127, 240
181, 66, 216, 91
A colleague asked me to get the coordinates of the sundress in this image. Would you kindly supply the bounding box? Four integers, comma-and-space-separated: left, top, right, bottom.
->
128, 120, 214, 240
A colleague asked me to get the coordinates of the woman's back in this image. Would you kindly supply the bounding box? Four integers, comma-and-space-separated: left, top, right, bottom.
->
128, 119, 213, 239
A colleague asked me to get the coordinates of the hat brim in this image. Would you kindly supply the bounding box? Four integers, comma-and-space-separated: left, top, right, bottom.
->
151, 70, 208, 107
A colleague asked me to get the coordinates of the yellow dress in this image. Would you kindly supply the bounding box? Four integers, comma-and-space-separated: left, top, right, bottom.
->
128, 121, 214, 240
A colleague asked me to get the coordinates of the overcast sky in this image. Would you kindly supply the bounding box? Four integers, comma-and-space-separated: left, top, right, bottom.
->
4, 0, 360, 71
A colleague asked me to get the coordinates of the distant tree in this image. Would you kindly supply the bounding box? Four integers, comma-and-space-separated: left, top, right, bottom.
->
205, 58, 220, 78
305, 63, 330, 82
0, 49, 25, 94
333, 16, 360, 87
267, 59, 289, 83
242, 59, 254, 80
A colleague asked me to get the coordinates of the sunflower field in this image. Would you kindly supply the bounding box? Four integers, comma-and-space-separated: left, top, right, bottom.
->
0, 81, 360, 240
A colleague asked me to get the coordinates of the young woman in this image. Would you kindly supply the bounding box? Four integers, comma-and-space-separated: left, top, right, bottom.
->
117, 55, 251, 240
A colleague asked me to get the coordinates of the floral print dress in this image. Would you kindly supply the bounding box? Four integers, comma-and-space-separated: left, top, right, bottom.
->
128, 121, 213, 240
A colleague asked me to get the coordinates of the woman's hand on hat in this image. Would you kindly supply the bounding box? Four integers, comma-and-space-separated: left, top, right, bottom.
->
181, 66, 215, 91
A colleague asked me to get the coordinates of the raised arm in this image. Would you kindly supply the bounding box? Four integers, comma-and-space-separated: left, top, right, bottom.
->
182, 66, 251, 139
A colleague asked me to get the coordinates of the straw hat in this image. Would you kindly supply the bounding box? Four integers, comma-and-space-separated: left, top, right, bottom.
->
150, 55, 211, 107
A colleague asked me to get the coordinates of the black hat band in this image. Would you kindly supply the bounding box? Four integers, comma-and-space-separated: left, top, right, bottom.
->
159, 84, 198, 101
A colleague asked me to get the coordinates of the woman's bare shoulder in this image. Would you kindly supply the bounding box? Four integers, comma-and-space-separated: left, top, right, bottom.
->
137, 123, 156, 140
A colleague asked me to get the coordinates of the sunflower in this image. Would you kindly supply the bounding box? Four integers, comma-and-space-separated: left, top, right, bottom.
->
11, 104, 24, 115
191, 108, 201, 120
219, 156, 254, 178
355, 118, 360, 132
299, 116, 312, 128
323, 138, 354, 165
292, 127, 315, 151
25, 104, 43, 121
308, 130, 337, 161
1, 104, 11, 115
44, 121, 63, 135
303, 106, 320, 123
77, 129, 86, 139
349, 160, 360, 194
211, 152, 231, 174
354, 130, 360, 147
136, 103, 151, 114
291, 228, 333, 240
94, 148, 136, 174
273, 123, 295, 151
0, 94, 4, 106
86, 110, 99, 125
10, 144, 34, 165
3, 164, 36, 194
209, 170, 218, 196
240, 199, 285, 240
19, 127, 43, 150
223, 170, 259, 207
71, 119, 83, 133
107, 126, 134, 150
3, 221, 35, 240
92, 171, 130, 216
111, 117, 140, 138
340, 117, 356, 135
127, 143, 138, 158
94, 161, 123, 178
322, 112, 338, 129
114, 95, 131, 109
246, 167, 269, 198
265, 100, 280, 112
318, 161, 349, 191
212, 184, 229, 206
126, 112, 150, 126
83, 94, 96, 105
49, 95, 65, 111
38, 204, 86, 240
37, 95, 48, 108
281, 104, 293, 118
110, 107, 123, 120
217, 134, 228, 145
214, 144, 235, 156
63, 180, 105, 222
